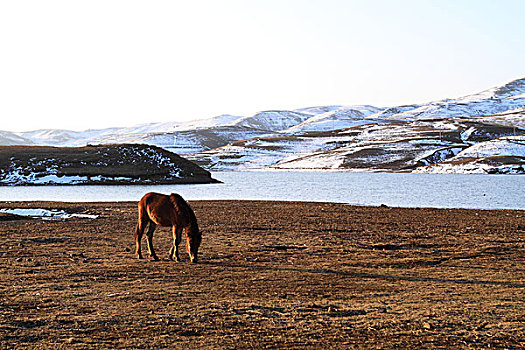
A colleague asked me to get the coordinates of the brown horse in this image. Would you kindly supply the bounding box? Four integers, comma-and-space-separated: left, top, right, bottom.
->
135, 192, 202, 263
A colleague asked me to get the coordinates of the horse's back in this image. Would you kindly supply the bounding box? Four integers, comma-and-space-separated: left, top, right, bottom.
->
138, 192, 196, 228
139, 192, 166, 204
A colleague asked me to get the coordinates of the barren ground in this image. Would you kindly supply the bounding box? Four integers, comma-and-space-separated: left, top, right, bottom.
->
1, 200, 524, 349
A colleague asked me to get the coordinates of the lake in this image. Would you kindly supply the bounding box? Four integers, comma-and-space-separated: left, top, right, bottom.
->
0, 171, 524, 210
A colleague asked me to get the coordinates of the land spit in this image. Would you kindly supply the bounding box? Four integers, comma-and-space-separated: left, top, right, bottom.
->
0, 145, 217, 185
1, 200, 524, 349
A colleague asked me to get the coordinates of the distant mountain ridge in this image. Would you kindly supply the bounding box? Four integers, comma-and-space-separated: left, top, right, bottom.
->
1, 77, 524, 174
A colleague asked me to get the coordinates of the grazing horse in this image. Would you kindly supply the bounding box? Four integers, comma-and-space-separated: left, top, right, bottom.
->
135, 192, 202, 263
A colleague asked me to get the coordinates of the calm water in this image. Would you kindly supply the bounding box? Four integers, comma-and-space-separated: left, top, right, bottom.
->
0, 172, 523, 210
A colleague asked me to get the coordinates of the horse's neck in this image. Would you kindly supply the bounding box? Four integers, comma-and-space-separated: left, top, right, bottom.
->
171, 195, 198, 232
188, 212, 199, 233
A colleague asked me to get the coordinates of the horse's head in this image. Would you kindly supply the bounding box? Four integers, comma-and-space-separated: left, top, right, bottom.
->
188, 230, 202, 263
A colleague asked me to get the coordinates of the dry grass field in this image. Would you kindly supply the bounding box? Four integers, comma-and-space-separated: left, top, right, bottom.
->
1, 200, 524, 349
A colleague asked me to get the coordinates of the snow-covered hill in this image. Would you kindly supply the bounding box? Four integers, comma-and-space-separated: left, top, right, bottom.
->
283, 105, 382, 133
190, 78, 525, 173
1, 77, 524, 174
0, 131, 34, 146
413, 135, 525, 174
0, 144, 216, 185
225, 110, 312, 131
194, 117, 522, 172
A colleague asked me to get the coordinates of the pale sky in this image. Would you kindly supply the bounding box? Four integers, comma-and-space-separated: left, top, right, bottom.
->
1, 0, 524, 132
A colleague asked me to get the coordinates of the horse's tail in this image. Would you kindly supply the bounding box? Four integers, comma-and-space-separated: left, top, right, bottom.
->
134, 196, 151, 259
135, 197, 149, 239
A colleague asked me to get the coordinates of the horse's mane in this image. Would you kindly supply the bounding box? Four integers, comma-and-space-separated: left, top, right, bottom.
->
169, 193, 199, 233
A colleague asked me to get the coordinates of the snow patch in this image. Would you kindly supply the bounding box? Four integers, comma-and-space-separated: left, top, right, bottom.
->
0, 208, 98, 220
413, 161, 525, 175
0, 168, 137, 185
455, 135, 525, 159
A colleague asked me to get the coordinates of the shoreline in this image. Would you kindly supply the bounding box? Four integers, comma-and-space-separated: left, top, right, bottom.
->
1, 199, 523, 212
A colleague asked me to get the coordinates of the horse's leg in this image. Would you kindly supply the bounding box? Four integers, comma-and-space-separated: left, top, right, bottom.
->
184, 227, 194, 262
135, 215, 149, 259
169, 226, 182, 262
145, 222, 160, 261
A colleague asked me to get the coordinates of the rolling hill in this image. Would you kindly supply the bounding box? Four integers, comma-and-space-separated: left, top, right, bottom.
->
1, 77, 524, 174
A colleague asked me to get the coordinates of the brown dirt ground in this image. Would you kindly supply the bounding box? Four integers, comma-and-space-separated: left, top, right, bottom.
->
0, 200, 524, 349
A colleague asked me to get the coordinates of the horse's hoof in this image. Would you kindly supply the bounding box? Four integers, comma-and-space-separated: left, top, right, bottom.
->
149, 255, 160, 261
136, 255, 144, 260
